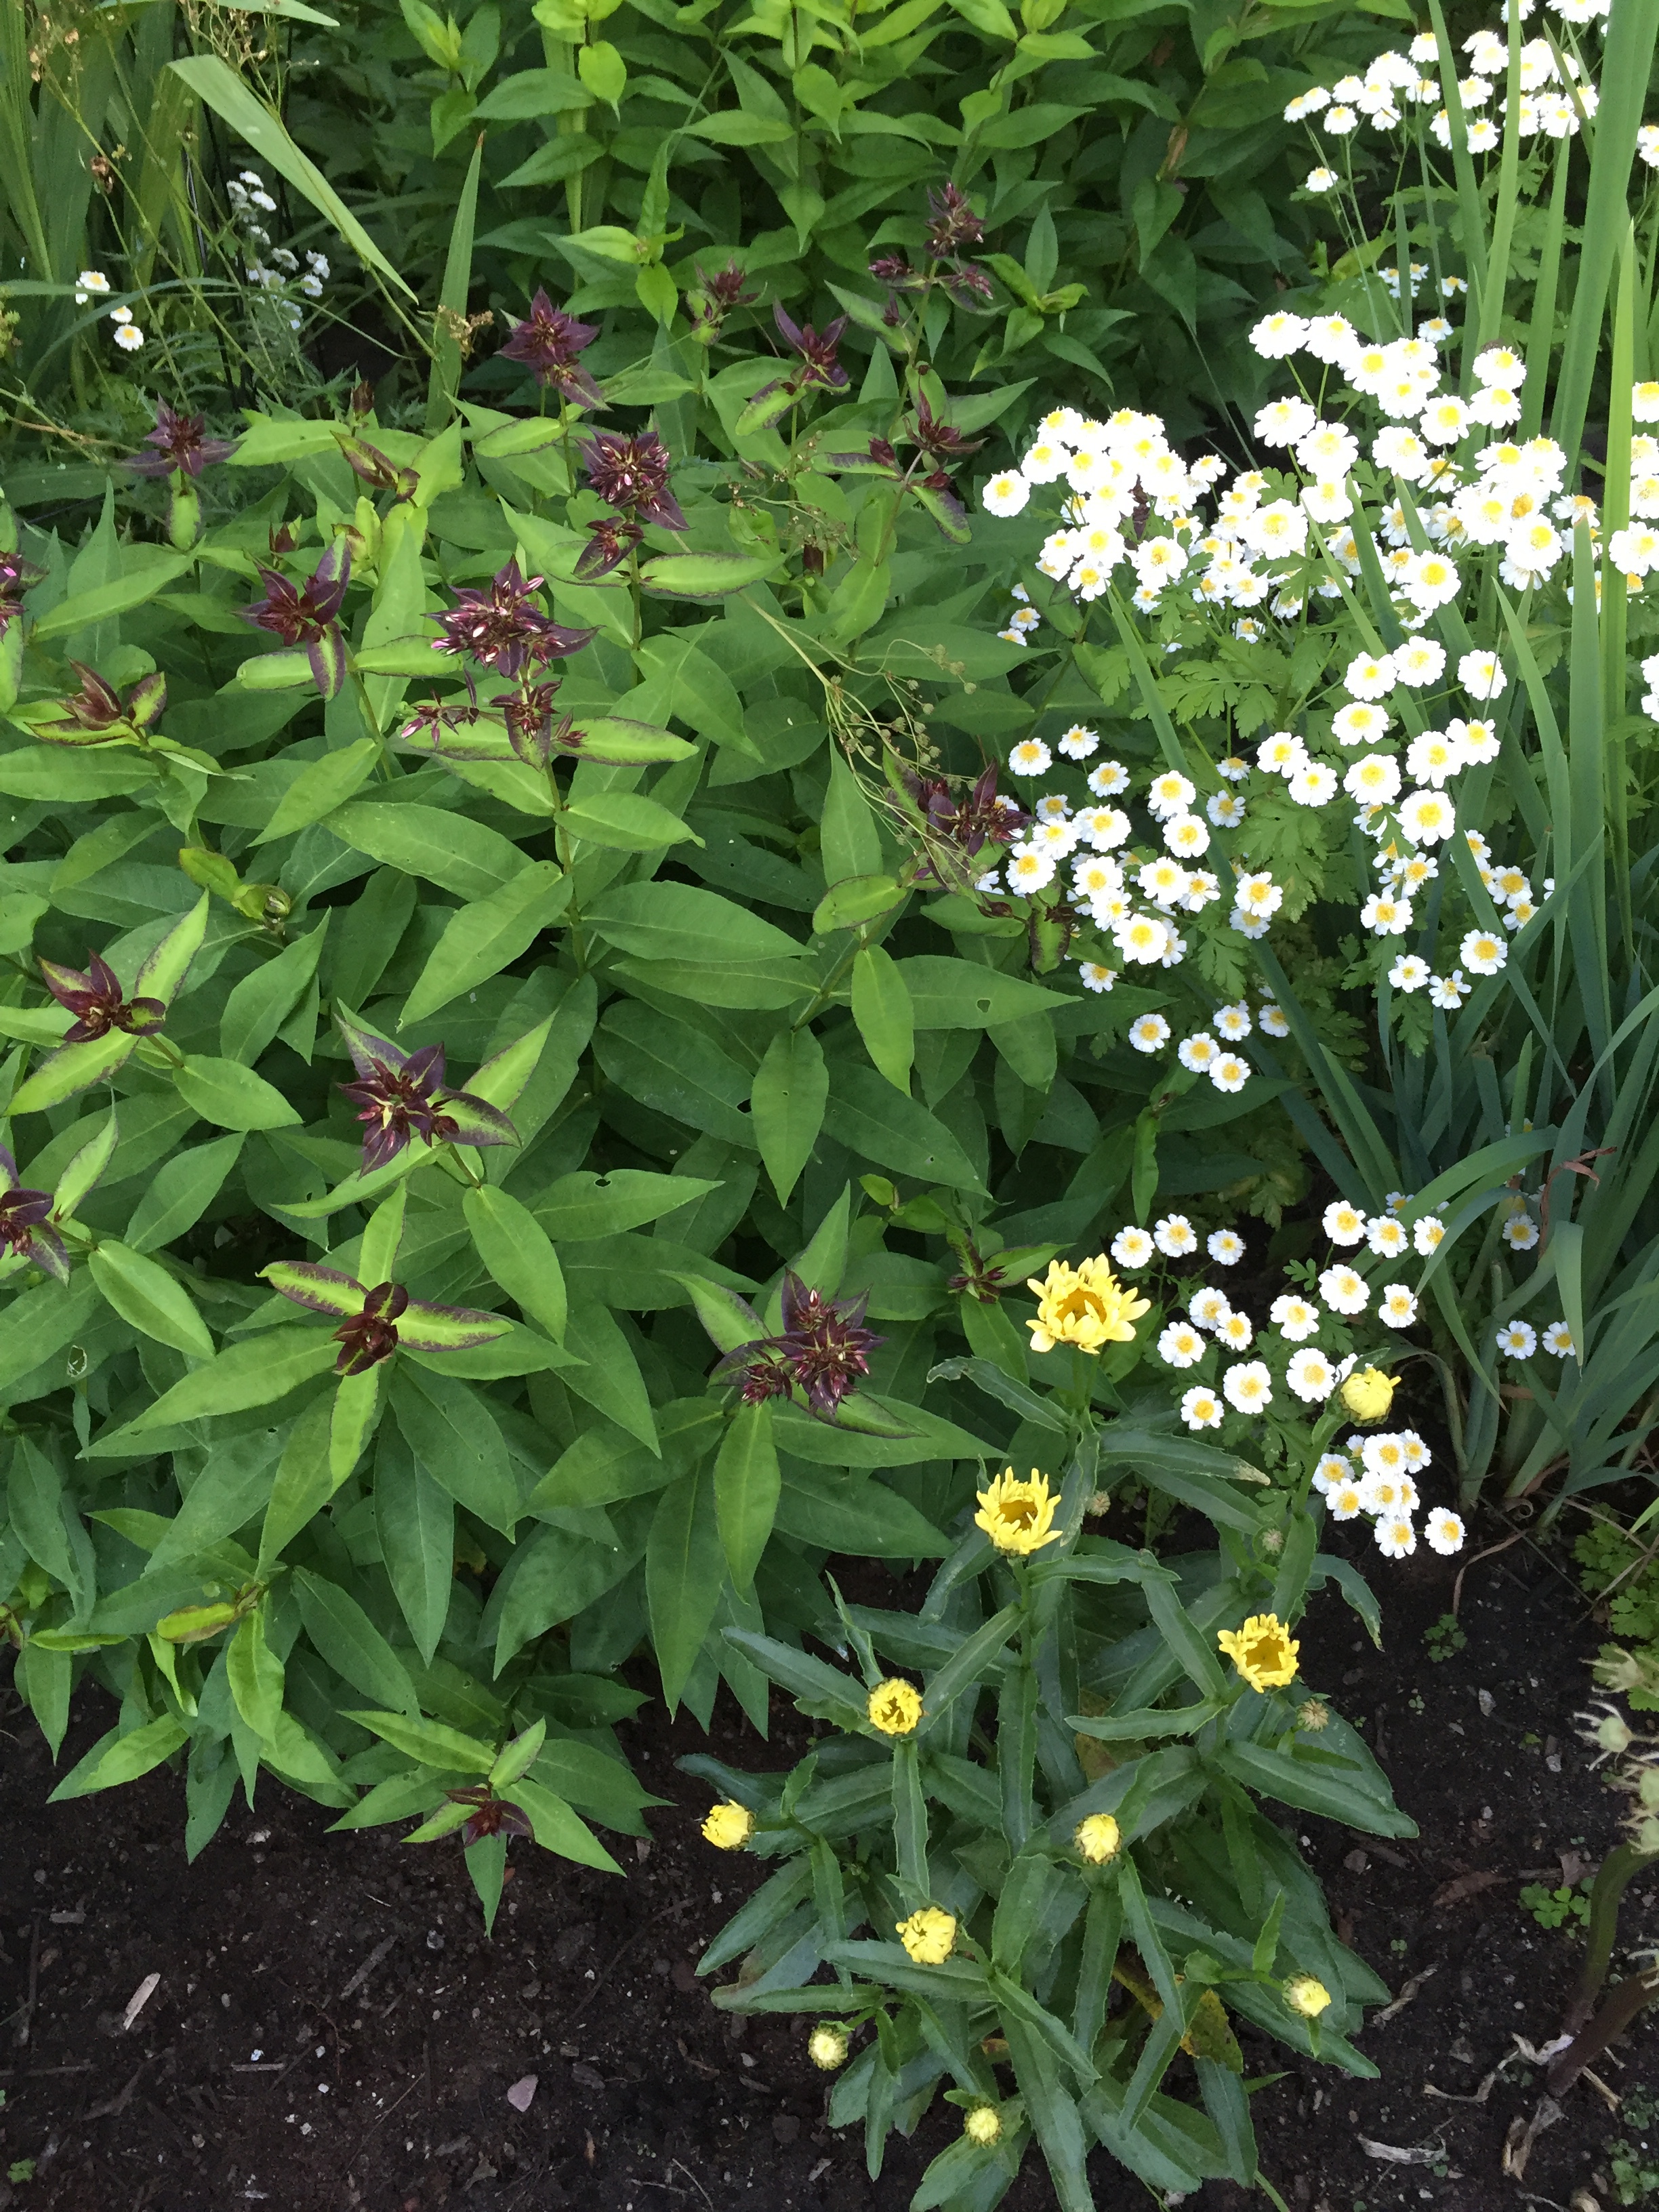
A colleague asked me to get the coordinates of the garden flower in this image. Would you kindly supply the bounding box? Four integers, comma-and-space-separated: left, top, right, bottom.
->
336, 1015, 518, 1173
1284, 1975, 1332, 2018
498, 291, 605, 406
581, 430, 687, 531
1541, 1322, 1576, 1357
1340, 1366, 1397, 1421
125, 398, 239, 478
1378, 1284, 1420, 1328
963, 2105, 1003, 2146
1208, 1229, 1245, 1265
1192, 1285, 1235, 1332
0, 1147, 69, 1282
868, 1679, 923, 1736
1322, 1200, 1367, 1246
1128, 1013, 1170, 1053
701, 1801, 754, 1850
1496, 1320, 1538, 1359
807, 2026, 849, 2070
1158, 1324, 1205, 1368
1374, 1514, 1416, 1558
1428, 970, 1469, 1010
1111, 1227, 1155, 1268
1271, 1295, 1322, 1340
1181, 1386, 1224, 1429
1078, 962, 1116, 994
975, 1467, 1062, 1555
895, 1907, 955, 1964
1312, 1452, 1353, 1492
1367, 1215, 1408, 1258
1179, 1032, 1218, 1073
1210, 1052, 1251, 1094
1501, 1215, 1539, 1252
1216, 1311, 1254, 1351
41, 951, 165, 1043
1006, 737, 1050, 776
1328, 1480, 1365, 1519
241, 541, 352, 696
1425, 1509, 1466, 1555
432, 559, 596, 678
714, 1273, 884, 1420
264, 1265, 508, 1374
1223, 1360, 1272, 1412
1218, 1612, 1299, 1691
1074, 1813, 1122, 1864
1025, 1255, 1150, 1354
1286, 1348, 1337, 1400
1153, 1214, 1198, 1258
1460, 928, 1507, 974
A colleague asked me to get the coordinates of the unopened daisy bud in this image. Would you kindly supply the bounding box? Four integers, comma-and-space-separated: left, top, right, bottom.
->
808, 2025, 850, 2070
963, 2104, 1004, 2146
1074, 1812, 1122, 1864
867, 1677, 924, 1736
1284, 1973, 1332, 2018
1340, 1366, 1398, 1422
1297, 1699, 1331, 1732
701, 1801, 754, 1850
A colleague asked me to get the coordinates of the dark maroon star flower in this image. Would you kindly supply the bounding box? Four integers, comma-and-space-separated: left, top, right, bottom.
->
698, 262, 756, 314
714, 1271, 885, 1421
335, 1013, 518, 1173
905, 764, 1029, 884
39, 951, 166, 1044
444, 1786, 535, 1847
241, 540, 352, 697
0, 550, 44, 637
940, 262, 994, 308
0, 1145, 68, 1283
909, 398, 982, 465
501, 683, 580, 771
125, 398, 239, 480
926, 182, 985, 258
869, 253, 922, 291
580, 430, 687, 532
59, 659, 167, 736
574, 515, 644, 580
264, 1260, 509, 1374
431, 559, 597, 679
497, 291, 606, 410
335, 434, 419, 501
773, 303, 848, 394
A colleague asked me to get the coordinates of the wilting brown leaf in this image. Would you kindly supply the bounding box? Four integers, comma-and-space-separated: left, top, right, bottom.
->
1431, 1869, 1505, 1908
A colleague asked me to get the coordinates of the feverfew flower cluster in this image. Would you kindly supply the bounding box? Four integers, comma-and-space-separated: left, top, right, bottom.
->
1284, 5, 1603, 187
1313, 1431, 1465, 1559
226, 169, 329, 331
74, 270, 144, 354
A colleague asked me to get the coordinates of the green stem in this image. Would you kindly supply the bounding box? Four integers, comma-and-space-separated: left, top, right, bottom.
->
1561, 1842, 1659, 2038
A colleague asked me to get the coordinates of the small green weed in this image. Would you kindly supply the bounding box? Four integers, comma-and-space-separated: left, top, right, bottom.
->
1576, 1521, 1659, 1711
1607, 2086, 1659, 2205
7, 2160, 35, 2185
1424, 1614, 1467, 1663
1518, 1880, 1593, 1931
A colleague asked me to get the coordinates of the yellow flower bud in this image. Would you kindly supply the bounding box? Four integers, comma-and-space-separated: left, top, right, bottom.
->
1073, 1812, 1122, 1864
895, 1906, 956, 1965
807, 2025, 850, 2070
1339, 1366, 1398, 1422
1284, 1973, 1332, 2018
867, 1677, 923, 1736
963, 2103, 1003, 2145
700, 1800, 754, 1850
1217, 1612, 1300, 1693
1297, 1699, 1331, 1732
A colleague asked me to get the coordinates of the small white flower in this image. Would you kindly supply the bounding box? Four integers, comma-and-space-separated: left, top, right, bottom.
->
1270, 1294, 1322, 1341
1459, 928, 1507, 975
1179, 1385, 1225, 1431
1424, 1508, 1465, 1556
1222, 1359, 1273, 1412
1412, 1214, 1446, 1255
1457, 649, 1507, 700
1116, 914, 1172, 965
982, 472, 1031, 517
1206, 1229, 1246, 1267
112, 323, 145, 352
1008, 739, 1052, 778
1006, 848, 1057, 895
1215, 1310, 1255, 1351
74, 268, 111, 304
1078, 961, 1117, 994
1128, 1012, 1171, 1054
1374, 1515, 1417, 1559
1208, 791, 1246, 827
1178, 1032, 1220, 1074
1111, 1226, 1155, 1269
1494, 1319, 1538, 1358
1502, 1214, 1540, 1252
1210, 1053, 1250, 1094
1322, 1200, 1367, 1246
1057, 722, 1100, 760
1428, 970, 1470, 1010
1158, 1322, 1207, 1368
1343, 651, 1396, 701
1328, 1480, 1366, 1521
1086, 759, 1130, 798
1258, 1002, 1290, 1038
1287, 1347, 1338, 1401
1387, 953, 1430, 994
1318, 1264, 1370, 1315
1154, 1213, 1199, 1258
1378, 1283, 1419, 1327
1332, 701, 1392, 747
1250, 310, 1309, 359
1540, 1320, 1576, 1357
1190, 1286, 1233, 1331
1366, 1215, 1409, 1258
1305, 165, 1339, 192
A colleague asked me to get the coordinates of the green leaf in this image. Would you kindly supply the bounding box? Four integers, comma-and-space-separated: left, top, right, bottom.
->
52, 1107, 120, 1219
560, 791, 699, 853
489, 1718, 547, 1791
561, 1299, 659, 1452
295, 1568, 419, 1713
169, 55, 415, 296
174, 1054, 303, 1131
851, 945, 914, 1095
533, 1167, 722, 1241
1211, 1741, 1416, 1838
344, 1708, 494, 1772
227, 1607, 286, 1742
812, 874, 904, 933
89, 1240, 215, 1359
751, 1026, 827, 1203
638, 552, 780, 598
824, 1064, 986, 1192
505, 1776, 624, 1872
390, 1365, 522, 1533
773, 1469, 951, 1556
253, 737, 381, 844
8, 1030, 138, 1114
714, 1401, 780, 1593
471, 67, 592, 119
373, 1424, 455, 1662
464, 1184, 567, 1341
220, 923, 329, 1067
258, 1392, 337, 1568
895, 956, 1067, 1029
325, 802, 529, 901
125, 1128, 245, 1251
128, 1328, 337, 1430
594, 1002, 754, 1147
584, 880, 804, 966
647, 1465, 724, 1711
402, 863, 573, 1025
28, 557, 192, 642
821, 751, 884, 884
48, 1713, 189, 1801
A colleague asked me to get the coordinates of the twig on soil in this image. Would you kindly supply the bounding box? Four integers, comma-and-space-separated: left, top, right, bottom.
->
121, 1973, 161, 2031
1502, 2097, 1563, 2179
1452, 1529, 1526, 1619
565, 1917, 665, 2026
85, 2066, 146, 2121
1370, 1965, 1437, 2026
356, 2075, 420, 2144
12, 1917, 40, 2047
331, 1936, 398, 2008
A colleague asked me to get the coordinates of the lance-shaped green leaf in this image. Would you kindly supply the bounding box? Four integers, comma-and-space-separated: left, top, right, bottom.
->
134, 893, 210, 1007
52, 1108, 119, 1220
714, 1399, 780, 1592
47, 1713, 190, 1801
126, 1328, 341, 1431
489, 1719, 547, 1792
89, 1240, 215, 1360
228, 1607, 286, 1744
344, 1709, 495, 1773
503, 1777, 624, 1872
9, 1029, 140, 1114
463, 1183, 567, 1340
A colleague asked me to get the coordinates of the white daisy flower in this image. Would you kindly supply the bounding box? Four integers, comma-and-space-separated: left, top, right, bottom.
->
1158, 1322, 1207, 1368
982, 472, 1031, 516
1008, 738, 1052, 777
1223, 1359, 1273, 1412
1128, 1012, 1171, 1054
1270, 1294, 1321, 1341
1319, 1264, 1370, 1315
1210, 1053, 1250, 1093
1215, 1310, 1255, 1351
1374, 1515, 1417, 1559
1322, 1200, 1368, 1246
1424, 1508, 1465, 1556
1378, 1283, 1419, 1327
1179, 1385, 1225, 1431
1206, 1229, 1246, 1267
1495, 1319, 1538, 1358
1154, 1213, 1199, 1258
1111, 1226, 1155, 1269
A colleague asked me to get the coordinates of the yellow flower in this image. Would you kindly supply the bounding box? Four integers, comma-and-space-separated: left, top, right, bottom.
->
867, 1677, 924, 1736
895, 1906, 956, 1965
807, 2025, 850, 2070
1073, 1812, 1122, 1864
1284, 1973, 1332, 2018
1026, 1255, 1151, 1355
975, 1467, 1063, 1555
1217, 1612, 1300, 1692
701, 1800, 754, 1850
1340, 1365, 1398, 1422
962, 2103, 1003, 2145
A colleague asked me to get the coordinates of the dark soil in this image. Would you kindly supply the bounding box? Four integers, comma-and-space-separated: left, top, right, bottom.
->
0, 1523, 1647, 2212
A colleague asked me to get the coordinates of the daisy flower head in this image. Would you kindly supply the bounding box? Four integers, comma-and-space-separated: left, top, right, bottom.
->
1460, 928, 1507, 975
1457, 649, 1507, 700
1256, 396, 1318, 447
1215, 1309, 1255, 1352
1344, 650, 1396, 701
1154, 1212, 1199, 1258
1473, 344, 1525, 388
1374, 1515, 1417, 1559
1333, 701, 1393, 747
1208, 791, 1247, 827
1008, 737, 1052, 778
1147, 770, 1197, 818
1251, 310, 1310, 359
1367, 1214, 1409, 1258
1158, 1321, 1207, 1368
1635, 380, 1659, 424
1207, 1229, 1246, 1267
1180, 1385, 1225, 1430
1110, 1225, 1155, 1269
1164, 812, 1211, 858
113, 323, 145, 352
74, 269, 112, 303
1322, 1199, 1367, 1246
1116, 913, 1172, 966
1398, 787, 1456, 845
1289, 762, 1339, 808
1345, 753, 1402, 806
1179, 1031, 1220, 1073
1128, 1012, 1171, 1054
1501, 1213, 1539, 1251
1378, 1283, 1420, 1328
1078, 805, 1131, 851
1259, 1002, 1290, 1037
1412, 1214, 1447, 1257
1223, 1359, 1273, 1413
1287, 1347, 1338, 1400
1211, 1053, 1251, 1093
1190, 1286, 1233, 1330
1006, 848, 1057, 895
1313, 1451, 1355, 1494
1078, 961, 1117, 994
1328, 1479, 1366, 1519
1540, 1319, 1576, 1358
982, 471, 1031, 517
1425, 1507, 1465, 1555
1296, 419, 1360, 477
1271, 1294, 1322, 1341
1057, 722, 1101, 761
1086, 759, 1130, 798
1429, 970, 1469, 1010
1319, 1263, 1370, 1315
1495, 1319, 1538, 1359
1258, 730, 1309, 777
1212, 1002, 1252, 1042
